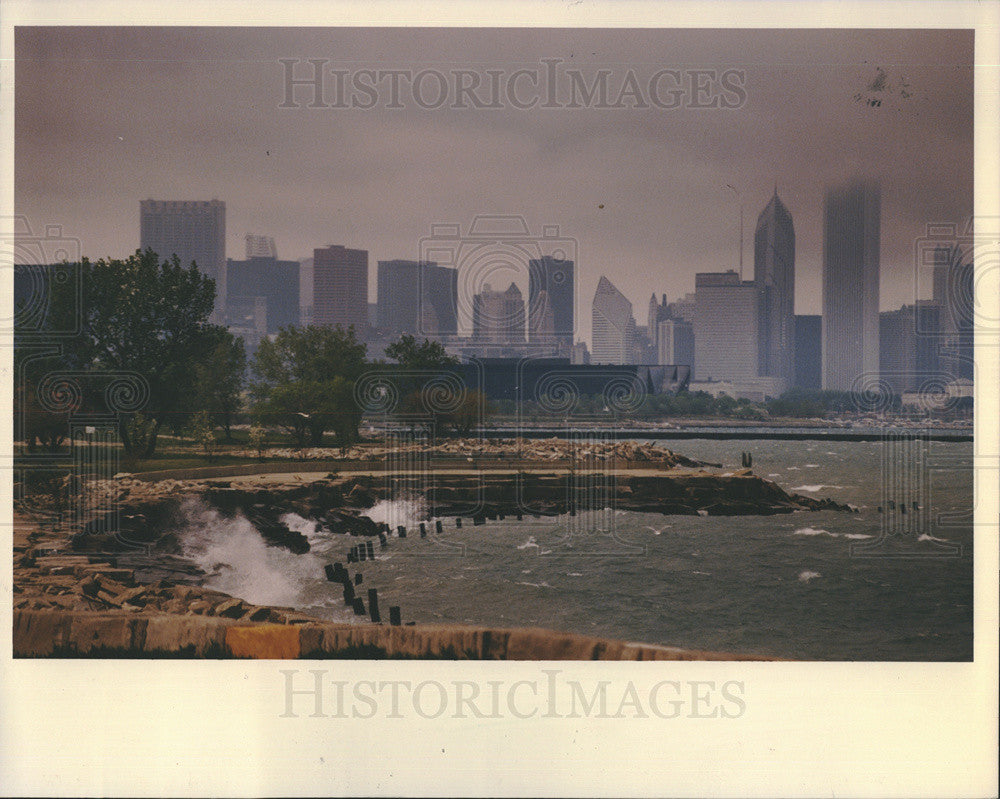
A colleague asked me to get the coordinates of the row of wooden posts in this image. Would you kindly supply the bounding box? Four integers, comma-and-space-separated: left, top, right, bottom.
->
323, 510, 574, 625
877, 500, 920, 514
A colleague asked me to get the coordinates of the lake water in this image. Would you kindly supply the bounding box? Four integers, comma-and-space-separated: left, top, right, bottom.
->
176, 437, 975, 660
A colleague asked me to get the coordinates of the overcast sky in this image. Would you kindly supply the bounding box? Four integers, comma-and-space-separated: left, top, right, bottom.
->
15, 27, 973, 344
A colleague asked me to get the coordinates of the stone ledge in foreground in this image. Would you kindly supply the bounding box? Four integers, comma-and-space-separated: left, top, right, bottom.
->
13, 610, 779, 661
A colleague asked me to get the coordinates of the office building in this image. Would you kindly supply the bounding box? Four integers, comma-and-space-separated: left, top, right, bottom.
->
880, 303, 942, 394
822, 178, 881, 391
420, 264, 459, 337
658, 319, 694, 370
472, 282, 525, 344
140, 199, 226, 316
375, 260, 458, 339
313, 245, 369, 333
645, 293, 671, 356
226, 238, 300, 334
931, 244, 974, 381
754, 189, 796, 380
591, 276, 638, 365
528, 255, 574, 346
694, 271, 759, 382
793, 314, 822, 390
244, 234, 277, 259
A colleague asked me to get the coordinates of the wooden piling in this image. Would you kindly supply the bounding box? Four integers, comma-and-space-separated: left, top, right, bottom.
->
368, 589, 381, 624
435, 520, 443, 534
455, 517, 462, 528
397, 525, 407, 538
365, 540, 375, 558
389, 606, 402, 626
419, 522, 427, 537
324, 564, 337, 582
354, 572, 363, 585
353, 597, 366, 616
343, 581, 355, 605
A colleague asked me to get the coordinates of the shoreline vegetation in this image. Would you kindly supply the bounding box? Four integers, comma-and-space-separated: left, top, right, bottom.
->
13, 437, 854, 659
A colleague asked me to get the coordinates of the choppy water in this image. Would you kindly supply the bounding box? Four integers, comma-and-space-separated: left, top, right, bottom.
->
175, 438, 974, 660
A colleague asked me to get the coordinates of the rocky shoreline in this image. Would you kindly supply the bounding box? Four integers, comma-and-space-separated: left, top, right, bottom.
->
13, 438, 853, 658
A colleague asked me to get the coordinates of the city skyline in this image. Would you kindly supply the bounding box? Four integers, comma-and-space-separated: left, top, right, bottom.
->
14, 27, 973, 347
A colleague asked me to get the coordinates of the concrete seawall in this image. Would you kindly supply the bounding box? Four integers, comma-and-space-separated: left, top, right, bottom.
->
13, 610, 777, 660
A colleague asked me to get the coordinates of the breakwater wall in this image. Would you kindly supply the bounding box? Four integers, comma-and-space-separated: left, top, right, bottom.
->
481, 428, 972, 442
13, 610, 776, 660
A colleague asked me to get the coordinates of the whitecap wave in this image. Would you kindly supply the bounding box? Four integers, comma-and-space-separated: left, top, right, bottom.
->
794, 527, 872, 540
798, 570, 821, 582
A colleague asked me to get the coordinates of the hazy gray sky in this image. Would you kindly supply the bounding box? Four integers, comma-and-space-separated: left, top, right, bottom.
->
15, 27, 973, 344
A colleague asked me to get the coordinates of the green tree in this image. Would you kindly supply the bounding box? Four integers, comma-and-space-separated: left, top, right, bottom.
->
193, 331, 246, 440
251, 325, 368, 446
384, 334, 459, 369
384, 334, 469, 434
34, 249, 232, 458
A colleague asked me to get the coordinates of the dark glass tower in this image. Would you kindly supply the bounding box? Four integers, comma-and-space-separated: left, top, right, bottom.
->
528, 255, 574, 346
754, 189, 795, 381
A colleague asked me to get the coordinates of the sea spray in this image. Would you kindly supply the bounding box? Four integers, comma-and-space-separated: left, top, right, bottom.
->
177, 498, 325, 608
362, 496, 428, 533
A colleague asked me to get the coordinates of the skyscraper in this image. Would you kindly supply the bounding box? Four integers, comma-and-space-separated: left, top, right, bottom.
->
226, 247, 300, 334
880, 304, 941, 394
528, 255, 574, 346
932, 243, 974, 381
472, 282, 525, 344
245, 234, 277, 259
793, 314, 822, 390
754, 189, 795, 380
822, 178, 880, 391
421, 264, 459, 337
376, 260, 458, 338
591, 276, 637, 365
140, 199, 226, 315
313, 245, 369, 333
657, 319, 694, 369
694, 271, 759, 382
376, 260, 421, 336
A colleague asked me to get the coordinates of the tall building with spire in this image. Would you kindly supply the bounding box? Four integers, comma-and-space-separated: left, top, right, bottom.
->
591, 276, 637, 364
822, 178, 881, 391
754, 188, 795, 381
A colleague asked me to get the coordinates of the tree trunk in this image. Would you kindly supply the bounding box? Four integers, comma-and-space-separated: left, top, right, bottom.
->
143, 419, 162, 458
309, 424, 324, 446
118, 417, 133, 456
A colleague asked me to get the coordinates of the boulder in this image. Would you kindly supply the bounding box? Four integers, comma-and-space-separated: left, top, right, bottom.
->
187, 599, 212, 615
213, 598, 247, 619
